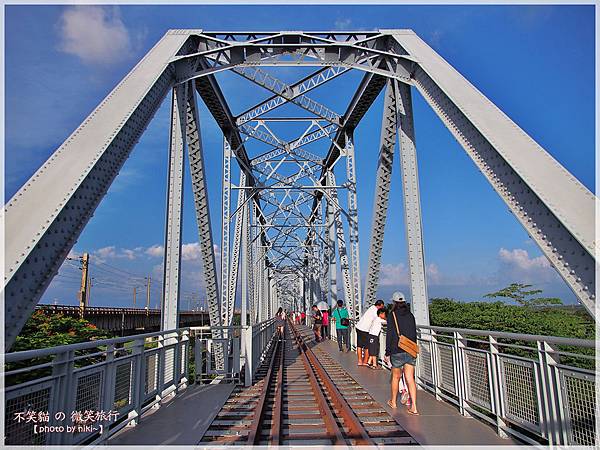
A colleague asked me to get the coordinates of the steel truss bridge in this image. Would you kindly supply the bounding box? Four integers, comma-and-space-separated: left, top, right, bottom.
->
3, 29, 597, 446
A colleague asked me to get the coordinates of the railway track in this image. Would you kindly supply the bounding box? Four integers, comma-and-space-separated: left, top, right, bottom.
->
199, 321, 416, 446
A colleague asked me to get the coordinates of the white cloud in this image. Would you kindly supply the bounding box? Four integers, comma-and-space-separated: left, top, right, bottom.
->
96, 246, 117, 259
379, 261, 443, 287
57, 6, 133, 65
379, 262, 409, 286
93, 245, 142, 262
182, 243, 202, 261
498, 247, 551, 270
426, 263, 441, 284
145, 245, 164, 258
497, 247, 558, 283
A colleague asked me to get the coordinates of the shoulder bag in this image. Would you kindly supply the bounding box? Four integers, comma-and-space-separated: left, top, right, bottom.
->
336, 308, 350, 327
391, 311, 419, 358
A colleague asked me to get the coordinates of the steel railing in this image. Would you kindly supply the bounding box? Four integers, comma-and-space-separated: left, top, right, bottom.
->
4, 318, 277, 446
191, 318, 275, 386
328, 321, 596, 446
4, 328, 190, 446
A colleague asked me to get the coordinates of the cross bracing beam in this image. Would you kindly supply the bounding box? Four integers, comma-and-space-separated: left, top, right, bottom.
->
236, 66, 349, 125
308, 71, 388, 225
364, 79, 399, 307
232, 66, 341, 124
174, 32, 416, 85
184, 82, 224, 364
388, 30, 595, 315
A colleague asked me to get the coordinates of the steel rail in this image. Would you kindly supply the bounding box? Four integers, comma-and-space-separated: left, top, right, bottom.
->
292, 326, 374, 446
288, 320, 346, 445
246, 338, 280, 444
269, 334, 285, 445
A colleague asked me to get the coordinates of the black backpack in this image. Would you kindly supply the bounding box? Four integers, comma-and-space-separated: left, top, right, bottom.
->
313, 310, 323, 324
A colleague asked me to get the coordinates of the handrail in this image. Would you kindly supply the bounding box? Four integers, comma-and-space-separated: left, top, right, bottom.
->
417, 324, 595, 348
5, 327, 186, 362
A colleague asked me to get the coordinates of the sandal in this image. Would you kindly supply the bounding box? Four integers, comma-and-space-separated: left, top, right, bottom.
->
386, 400, 397, 409
369, 365, 383, 370
407, 409, 420, 416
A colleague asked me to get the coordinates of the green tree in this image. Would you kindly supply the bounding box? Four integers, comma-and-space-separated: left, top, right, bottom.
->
483, 283, 562, 307
428, 297, 594, 369
11, 309, 111, 352
7, 310, 113, 385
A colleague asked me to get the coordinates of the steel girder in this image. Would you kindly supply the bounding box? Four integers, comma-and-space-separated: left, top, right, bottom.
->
397, 82, 430, 327
161, 83, 187, 332
220, 138, 233, 328
388, 30, 596, 316
184, 81, 225, 367
326, 171, 357, 320
3, 31, 195, 349
364, 79, 399, 307
228, 172, 246, 326
326, 201, 338, 308
344, 136, 363, 320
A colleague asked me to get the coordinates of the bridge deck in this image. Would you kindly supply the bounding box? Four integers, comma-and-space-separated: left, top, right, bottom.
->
315, 336, 516, 446
109, 327, 516, 446
109, 384, 234, 446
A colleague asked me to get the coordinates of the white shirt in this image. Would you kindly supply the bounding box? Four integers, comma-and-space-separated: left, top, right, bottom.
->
356, 305, 378, 332
368, 316, 386, 337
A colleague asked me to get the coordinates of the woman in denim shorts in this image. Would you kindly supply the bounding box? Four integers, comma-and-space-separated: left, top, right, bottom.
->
384, 292, 419, 415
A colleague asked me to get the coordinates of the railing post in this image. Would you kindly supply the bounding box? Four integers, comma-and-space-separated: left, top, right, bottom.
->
488, 335, 509, 439
537, 340, 565, 445
194, 334, 203, 384
50, 349, 74, 445
430, 329, 442, 401
99, 343, 117, 443
128, 337, 145, 427
155, 334, 165, 408
179, 330, 189, 390
244, 326, 253, 387
232, 336, 241, 377
454, 331, 471, 417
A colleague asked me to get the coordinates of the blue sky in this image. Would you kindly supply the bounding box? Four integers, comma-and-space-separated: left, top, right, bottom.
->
4, 5, 595, 310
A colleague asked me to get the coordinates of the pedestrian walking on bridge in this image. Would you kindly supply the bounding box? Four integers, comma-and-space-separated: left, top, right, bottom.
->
384, 292, 419, 415
331, 300, 350, 351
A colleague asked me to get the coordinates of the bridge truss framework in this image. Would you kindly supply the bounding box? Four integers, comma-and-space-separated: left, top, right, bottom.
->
4, 30, 596, 368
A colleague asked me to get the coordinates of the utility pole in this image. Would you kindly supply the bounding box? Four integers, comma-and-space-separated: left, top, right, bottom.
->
133, 286, 137, 307
78, 253, 90, 318
146, 276, 151, 316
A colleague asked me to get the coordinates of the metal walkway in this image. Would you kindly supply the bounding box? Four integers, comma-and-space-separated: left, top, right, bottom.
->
109, 325, 515, 446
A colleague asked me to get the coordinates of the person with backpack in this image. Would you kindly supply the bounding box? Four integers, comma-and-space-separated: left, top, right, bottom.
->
331, 300, 350, 351
311, 305, 323, 342
384, 292, 419, 415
